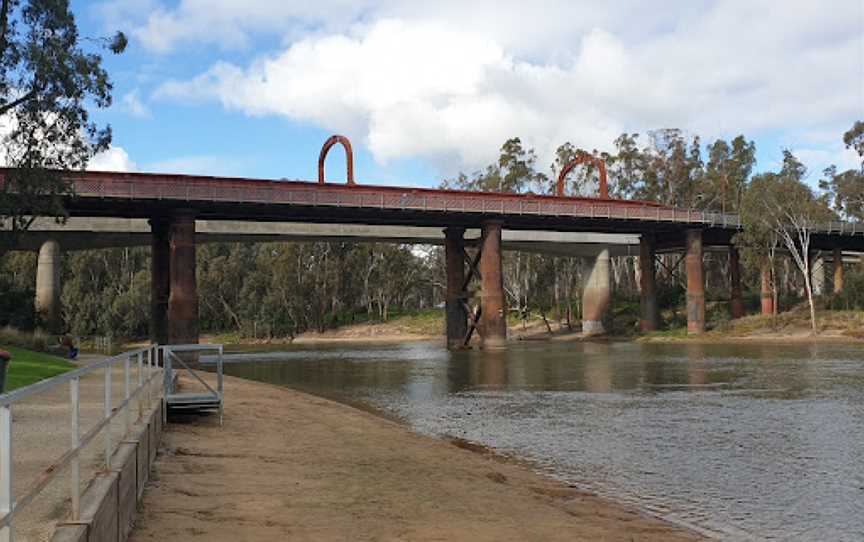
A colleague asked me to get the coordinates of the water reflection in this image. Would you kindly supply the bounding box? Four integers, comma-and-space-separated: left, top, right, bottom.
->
222, 340, 864, 541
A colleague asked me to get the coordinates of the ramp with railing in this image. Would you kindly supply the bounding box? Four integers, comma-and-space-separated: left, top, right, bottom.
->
162, 344, 224, 425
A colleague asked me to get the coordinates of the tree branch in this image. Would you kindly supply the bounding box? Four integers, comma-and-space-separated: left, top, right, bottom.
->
0, 0, 10, 59
0, 89, 36, 116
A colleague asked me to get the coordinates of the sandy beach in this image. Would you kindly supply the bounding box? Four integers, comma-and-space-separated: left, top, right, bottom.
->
129, 374, 700, 541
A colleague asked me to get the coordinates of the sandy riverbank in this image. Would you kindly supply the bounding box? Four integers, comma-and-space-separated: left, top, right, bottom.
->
130, 375, 700, 541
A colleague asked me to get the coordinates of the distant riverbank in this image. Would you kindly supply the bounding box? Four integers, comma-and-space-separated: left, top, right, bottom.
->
130, 374, 700, 541
200, 307, 864, 349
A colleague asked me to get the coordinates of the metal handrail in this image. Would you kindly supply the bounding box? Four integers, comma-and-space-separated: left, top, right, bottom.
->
0, 345, 163, 540
162, 344, 224, 426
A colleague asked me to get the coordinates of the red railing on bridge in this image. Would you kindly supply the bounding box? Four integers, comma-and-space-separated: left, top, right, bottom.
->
2, 168, 862, 235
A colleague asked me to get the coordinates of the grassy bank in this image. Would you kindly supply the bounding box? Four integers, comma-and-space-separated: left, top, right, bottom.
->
641, 308, 864, 343
0, 345, 76, 391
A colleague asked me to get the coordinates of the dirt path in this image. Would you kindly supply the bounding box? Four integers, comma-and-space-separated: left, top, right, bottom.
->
131, 375, 699, 541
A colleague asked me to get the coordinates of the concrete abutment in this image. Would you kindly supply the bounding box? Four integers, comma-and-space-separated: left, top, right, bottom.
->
35, 239, 61, 333
582, 248, 611, 336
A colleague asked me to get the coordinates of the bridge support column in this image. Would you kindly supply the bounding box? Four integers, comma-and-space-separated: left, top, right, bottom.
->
167, 211, 199, 345
149, 218, 170, 345
639, 236, 659, 332
479, 221, 506, 348
35, 239, 61, 333
685, 229, 705, 335
583, 248, 611, 336
444, 227, 468, 349
833, 247, 844, 294
811, 254, 825, 296
729, 246, 745, 319
761, 263, 774, 315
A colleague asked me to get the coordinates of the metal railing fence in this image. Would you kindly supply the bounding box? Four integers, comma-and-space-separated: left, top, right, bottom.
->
0, 345, 162, 542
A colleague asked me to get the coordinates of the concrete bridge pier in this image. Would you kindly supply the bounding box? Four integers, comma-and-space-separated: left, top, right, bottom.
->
35, 239, 61, 332
833, 246, 844, 293
685, 229, 705, 335
582, 248, 611, 336
167, 211, 199, 345
811, 254, 825, 296
729, 246, 745, 319
479, 221, 506, 348
444, 227, 468, 349
639, 235, 659, 332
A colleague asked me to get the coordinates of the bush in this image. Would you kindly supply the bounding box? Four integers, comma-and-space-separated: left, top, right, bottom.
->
828, 271, 864, 311
0, 327, 51, 352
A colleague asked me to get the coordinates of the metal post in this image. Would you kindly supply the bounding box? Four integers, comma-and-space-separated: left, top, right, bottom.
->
163, 347, 172, 396
0, 404, 12, 542
218, 346, 224, 426
69, 378, 80, 520
123, 357, 130, 437
137, 352, 144, 420
104, 366, 112, 469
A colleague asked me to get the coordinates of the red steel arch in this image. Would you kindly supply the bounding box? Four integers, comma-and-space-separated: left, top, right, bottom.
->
318, 135, 355, 185
556, 155, 609, 199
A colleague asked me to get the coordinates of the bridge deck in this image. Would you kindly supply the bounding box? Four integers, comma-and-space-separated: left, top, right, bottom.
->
4, 169, 863, 250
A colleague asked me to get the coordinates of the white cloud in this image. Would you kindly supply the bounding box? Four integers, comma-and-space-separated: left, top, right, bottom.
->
120, 90, 151, 118
92, 0, 861, 174
153, 2, 862, 173
88, 146, 137, 172
795, 146, 862, 179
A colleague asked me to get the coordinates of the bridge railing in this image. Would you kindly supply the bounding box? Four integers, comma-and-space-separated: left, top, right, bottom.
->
65, 175, 862, 236
0, 345, 162, 541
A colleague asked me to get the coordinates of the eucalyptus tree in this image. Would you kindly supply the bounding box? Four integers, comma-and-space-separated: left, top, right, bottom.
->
738, 152, 834, 332
701, 135, 756, 213
0, 0, 125, 253
819, 121, 864, 222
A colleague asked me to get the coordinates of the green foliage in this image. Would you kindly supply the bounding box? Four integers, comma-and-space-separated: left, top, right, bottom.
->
0, 344, 74, 390
0, 0, 125, 252
828, 270, 864, 311
701, 135, 756, 213
198, 242, 436, 338
442, 137, 547, 194
0, 250, 36, 328
843, 120, 864, 162
820, 166, 864, 221
61, 247, 150, 337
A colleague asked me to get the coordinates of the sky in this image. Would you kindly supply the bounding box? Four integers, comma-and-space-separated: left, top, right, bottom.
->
76, 0, 863, 189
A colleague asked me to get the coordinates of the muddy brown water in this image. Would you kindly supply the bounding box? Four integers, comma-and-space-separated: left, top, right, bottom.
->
214, 340, 864, 541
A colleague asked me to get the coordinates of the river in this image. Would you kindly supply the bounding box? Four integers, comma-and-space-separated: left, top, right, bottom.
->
218, 340, 864, 541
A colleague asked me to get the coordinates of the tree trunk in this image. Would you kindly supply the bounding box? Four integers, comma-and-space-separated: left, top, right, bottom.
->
804, 273, 817, 334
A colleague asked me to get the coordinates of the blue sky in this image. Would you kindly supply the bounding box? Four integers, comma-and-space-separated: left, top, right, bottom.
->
75, 0, 862, 189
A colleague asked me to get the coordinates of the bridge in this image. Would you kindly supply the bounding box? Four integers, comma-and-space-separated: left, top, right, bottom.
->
5, 136, 864, 348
